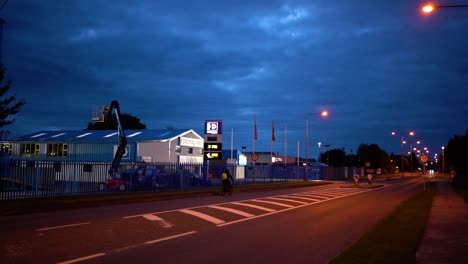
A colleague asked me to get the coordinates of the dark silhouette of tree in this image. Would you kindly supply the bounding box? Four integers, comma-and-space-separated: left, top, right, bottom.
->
86, 113, 146, 130
0, 66, 25, 139
445, 131, 468, 187
320, 148, 346, 167
357, 144, 392, 173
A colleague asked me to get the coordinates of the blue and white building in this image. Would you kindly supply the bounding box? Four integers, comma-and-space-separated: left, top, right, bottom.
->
1, 129, 204, 164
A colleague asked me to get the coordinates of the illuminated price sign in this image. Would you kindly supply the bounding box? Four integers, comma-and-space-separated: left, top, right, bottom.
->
205, 152, 222, 160
204, 143, 222, 151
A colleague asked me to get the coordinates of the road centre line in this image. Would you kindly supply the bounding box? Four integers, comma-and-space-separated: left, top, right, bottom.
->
250, 199, 295, 208
208, 205, 255, 218
37, 222, 91, 232
179, 209, 225, 225
230, 202, 276, 212
57, 253, 106, 264
145, 231, 197, 244
267, 197, 309, 205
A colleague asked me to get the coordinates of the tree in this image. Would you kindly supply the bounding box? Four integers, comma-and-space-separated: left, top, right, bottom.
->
357, 144, 392, 173
320, 148, 346, 167
0, 66, 26, 139
86, 113, 146, 130
445, 131, 468, 188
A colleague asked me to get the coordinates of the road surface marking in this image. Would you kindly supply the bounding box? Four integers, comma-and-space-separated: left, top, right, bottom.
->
208, 205, 254, 218
57, 253, 106, 264
281, 195, 321, 202
142, 214, 174, 228
300, 193, 335, 199
251, 199, 295, 208
179, 209, 226, 225
145, 231, 197, 244
36, 222, 91, 232
268, 197, 308, 205
230, 202, 276, 212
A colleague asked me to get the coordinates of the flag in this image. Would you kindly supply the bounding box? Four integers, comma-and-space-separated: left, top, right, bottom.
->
272, 120, 275, 142
254, 115, 258, 140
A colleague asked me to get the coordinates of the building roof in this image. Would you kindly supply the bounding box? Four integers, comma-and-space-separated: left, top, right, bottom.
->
7, 129, 201, 143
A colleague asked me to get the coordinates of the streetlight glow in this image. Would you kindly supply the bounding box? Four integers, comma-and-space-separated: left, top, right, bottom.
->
320, 110, 328, 117
422, 4, 435, 13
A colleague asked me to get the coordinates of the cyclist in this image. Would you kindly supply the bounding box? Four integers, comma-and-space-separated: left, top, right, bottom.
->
221, 169, 234, 196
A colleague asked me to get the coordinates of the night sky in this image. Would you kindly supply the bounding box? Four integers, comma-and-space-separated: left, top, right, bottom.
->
1, 0, 467, 159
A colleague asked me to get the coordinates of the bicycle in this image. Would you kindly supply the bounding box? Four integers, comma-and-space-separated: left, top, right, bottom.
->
222, 180, 233, 196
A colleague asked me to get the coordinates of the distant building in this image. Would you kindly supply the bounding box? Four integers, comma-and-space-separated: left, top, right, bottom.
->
0, 129, 204, 164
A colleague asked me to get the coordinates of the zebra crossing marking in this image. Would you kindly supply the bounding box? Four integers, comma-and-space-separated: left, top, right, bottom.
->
230, 201, 276, 212
179, 209, 226, 225
250, 199, 295, 208
208, 205, 255, 218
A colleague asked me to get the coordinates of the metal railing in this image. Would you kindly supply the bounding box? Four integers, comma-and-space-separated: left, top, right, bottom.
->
0, 159, 336, 200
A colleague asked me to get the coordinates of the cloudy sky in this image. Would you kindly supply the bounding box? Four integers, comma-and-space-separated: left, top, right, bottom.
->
1, 0, 467, 159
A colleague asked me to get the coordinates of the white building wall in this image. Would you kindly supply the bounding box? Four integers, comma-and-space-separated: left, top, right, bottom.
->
137, 141, 173, 163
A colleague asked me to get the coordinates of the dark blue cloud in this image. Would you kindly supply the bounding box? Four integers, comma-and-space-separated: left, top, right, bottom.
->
1, 0, 467, 159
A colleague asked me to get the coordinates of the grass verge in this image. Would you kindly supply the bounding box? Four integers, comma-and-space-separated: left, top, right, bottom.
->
0, 181, 330, 216
330, 182, 437, 264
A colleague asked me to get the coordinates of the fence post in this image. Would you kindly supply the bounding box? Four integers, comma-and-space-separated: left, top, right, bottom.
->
35, 161, 39, 196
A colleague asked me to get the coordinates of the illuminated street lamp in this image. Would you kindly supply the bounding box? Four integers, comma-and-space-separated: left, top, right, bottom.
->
422, 3, 468, 14
442, 146, 445, 173
391, 131, 415, 176
305, 110, 329, 180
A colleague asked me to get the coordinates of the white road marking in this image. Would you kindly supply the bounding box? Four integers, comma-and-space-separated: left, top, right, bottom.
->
57, 253, 106, 264
267, 197, 309, 205
300, 193, 335, 199
208, 205, 254, 218
142, 214, 174, 228
281, 195, 321, 202
251, 199, 295, 208
230, 202, 276, 212
36, 222, 91, 232
145, 231, 197, 244
179, 209, 225, 225
143, 214, 164, 221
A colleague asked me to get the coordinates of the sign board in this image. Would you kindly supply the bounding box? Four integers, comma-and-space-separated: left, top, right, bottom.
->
205, 152, 222, 160
180, 137, 203, 148
420, 154, 428, 163
204, 143, 222, 151
353, 174, 360, 183
204, 120, 223, 135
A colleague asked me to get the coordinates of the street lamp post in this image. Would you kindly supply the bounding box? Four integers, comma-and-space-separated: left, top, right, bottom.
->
305, 110, 328, 181
442, 146, 445, 174
391, 131, 414, 177
422, 3, 468, 14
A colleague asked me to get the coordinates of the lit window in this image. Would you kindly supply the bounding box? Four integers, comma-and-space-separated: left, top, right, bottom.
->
20, 143, 40, 157
47, 143, 68, 158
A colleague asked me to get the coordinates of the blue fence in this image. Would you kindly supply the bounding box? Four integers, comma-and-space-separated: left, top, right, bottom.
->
0, 158, 331, 200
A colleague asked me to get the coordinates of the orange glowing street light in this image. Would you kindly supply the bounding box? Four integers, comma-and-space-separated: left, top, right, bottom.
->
421, 3, 468, 14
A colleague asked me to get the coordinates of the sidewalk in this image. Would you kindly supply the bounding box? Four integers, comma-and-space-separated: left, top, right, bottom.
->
416, 179, 468, 263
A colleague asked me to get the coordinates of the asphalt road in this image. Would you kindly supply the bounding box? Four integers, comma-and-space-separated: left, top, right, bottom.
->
0, 178, 423, 264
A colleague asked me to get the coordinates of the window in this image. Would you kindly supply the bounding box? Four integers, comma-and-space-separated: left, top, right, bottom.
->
47, 143, 68, 157
187, 147, 193, 154
0, 143, 12, 154
175, 145, 181, 154
20, 143, 40, 157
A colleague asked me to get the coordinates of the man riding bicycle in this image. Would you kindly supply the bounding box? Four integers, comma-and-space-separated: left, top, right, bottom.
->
221, 169, 234, 196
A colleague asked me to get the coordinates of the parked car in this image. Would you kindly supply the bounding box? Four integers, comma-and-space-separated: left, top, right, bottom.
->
100, 167, 158, 191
